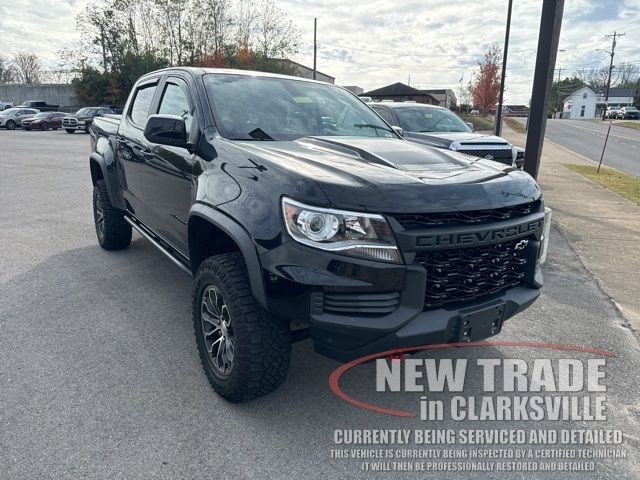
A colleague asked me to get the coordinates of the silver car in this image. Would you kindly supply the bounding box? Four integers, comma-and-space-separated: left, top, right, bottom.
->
0, 108, 40, 130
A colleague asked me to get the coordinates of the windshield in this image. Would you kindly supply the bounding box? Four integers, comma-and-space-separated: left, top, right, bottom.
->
394, 106, 471, 133
1, 108, 19, 115
33, 113, 49, 118
204, 74, 395, 140
76, 107, 98, 116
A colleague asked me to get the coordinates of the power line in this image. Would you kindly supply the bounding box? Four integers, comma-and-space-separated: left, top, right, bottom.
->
315, 41, 535, 59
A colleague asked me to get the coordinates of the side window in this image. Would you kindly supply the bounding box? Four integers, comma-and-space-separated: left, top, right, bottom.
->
374, 107, 395, 125
130, 84, 157, 127
158, 82, 192, 135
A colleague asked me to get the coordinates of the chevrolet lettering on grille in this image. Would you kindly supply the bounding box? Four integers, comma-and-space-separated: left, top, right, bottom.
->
416, 218, 543, 249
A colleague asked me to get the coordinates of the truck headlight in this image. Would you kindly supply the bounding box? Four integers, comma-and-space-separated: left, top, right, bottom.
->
282, 197, 402, 264
538, 207, 552, 265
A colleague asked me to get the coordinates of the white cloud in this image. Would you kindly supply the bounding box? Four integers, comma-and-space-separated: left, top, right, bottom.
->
1, 0, 639, 103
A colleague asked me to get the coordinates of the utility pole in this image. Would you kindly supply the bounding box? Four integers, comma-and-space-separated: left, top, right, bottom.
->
313, 18, 317, 80
495, 0, 513, 136
601, 31, 624, 119
524, 0, 564, 179
408, 75, 411, 87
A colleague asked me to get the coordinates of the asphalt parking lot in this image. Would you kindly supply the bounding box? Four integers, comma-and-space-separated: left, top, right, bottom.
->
1, 129, 640, 479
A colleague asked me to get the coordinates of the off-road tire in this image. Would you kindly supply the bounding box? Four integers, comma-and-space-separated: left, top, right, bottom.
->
92, 180, 131, 250
6, 120, 16, 130
193, 253, 291, 402
65, 129, 75, 134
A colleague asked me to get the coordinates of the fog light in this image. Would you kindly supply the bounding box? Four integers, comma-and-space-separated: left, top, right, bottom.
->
538, 207, 552, 265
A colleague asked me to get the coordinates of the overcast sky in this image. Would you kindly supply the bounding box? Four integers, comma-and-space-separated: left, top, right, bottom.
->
1, 0, 639, 103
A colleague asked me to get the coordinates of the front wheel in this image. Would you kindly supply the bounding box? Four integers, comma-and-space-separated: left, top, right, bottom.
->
92, 180, 132, 250
65, 129, 75, 134
6, 120, 16, 130
193, 253, 291, 402
41, 122, 49, 131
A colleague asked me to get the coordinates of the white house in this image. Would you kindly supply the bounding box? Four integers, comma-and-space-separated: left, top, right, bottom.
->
563, 86, 635, 119
563, 86, 597, 119
595, 87, 635, 109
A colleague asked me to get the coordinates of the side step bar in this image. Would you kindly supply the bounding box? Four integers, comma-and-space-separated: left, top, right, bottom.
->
124, 216, 192, 277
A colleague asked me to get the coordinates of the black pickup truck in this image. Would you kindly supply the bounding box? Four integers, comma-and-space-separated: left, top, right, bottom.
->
16, 100, 60, 112
89, 67, 551, 402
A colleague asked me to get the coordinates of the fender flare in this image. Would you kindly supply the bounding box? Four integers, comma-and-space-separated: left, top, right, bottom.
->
189, 203, 267, 309
89, 151, 126, 210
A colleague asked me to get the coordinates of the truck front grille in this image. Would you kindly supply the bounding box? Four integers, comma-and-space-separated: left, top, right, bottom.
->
393, 200, 539, 229
63, 118, 78, 126
415, 237, 529, 309
322, 291, 400, 315
456, 147, 513, 165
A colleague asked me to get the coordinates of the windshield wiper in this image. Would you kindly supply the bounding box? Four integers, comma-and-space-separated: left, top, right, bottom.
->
418, 130, 435, 132
248, 128, 274, 141
353, 123, 392, 133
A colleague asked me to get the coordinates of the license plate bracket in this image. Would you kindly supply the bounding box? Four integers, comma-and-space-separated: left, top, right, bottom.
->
458, 303, 505, 342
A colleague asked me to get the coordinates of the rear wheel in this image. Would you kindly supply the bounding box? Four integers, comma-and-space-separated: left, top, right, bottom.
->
92, 180, 131, 250
193, 253, 291, 402
65, 129, 75, 134
6, 120, 16, 130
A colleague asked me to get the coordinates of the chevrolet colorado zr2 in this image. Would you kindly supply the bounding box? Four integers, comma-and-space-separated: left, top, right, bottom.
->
89, 68, 551, 402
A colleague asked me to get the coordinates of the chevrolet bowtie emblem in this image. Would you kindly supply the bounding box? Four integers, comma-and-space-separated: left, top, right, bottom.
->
515, 239, 529, 251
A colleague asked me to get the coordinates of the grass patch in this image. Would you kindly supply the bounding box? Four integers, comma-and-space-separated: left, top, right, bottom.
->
616, 121, 640, 131
504, 117, 527, 134
564, 164, 640, 205
461, 114, 494, 132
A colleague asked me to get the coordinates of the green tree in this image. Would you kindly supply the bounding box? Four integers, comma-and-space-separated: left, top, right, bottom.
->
71, 67, 112, 105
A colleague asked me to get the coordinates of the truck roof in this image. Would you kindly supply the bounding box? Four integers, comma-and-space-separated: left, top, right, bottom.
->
138, 67, 336, 87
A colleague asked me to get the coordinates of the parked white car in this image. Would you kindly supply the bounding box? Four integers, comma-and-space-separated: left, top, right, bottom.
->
0, 108, 40, 130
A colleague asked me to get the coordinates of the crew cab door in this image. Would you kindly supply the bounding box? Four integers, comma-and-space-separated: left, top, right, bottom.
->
140, 76, 195, 256
116, 78, 160, 220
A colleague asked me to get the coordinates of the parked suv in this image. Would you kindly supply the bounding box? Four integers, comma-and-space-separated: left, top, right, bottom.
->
63, 106, 114, 133
371, 103, 520, 167
617, 106, 640, 120
89, 68, 550, 402
0, 107, 40, 129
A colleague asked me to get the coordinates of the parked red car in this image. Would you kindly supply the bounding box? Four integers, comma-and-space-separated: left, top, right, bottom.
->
21, 112, 68, 130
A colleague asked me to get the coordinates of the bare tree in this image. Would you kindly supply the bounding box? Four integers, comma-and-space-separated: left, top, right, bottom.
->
0, 54, 15, 83
575, 67, 610, 93
254, 0, 299, 60
12, 52, 43, 84
615, 62, 639, 87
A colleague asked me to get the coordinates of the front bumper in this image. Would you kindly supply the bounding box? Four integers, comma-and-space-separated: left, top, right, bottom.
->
313, 283, 540, 362
259, 205, 546, 362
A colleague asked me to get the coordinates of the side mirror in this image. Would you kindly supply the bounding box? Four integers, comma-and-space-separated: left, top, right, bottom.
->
144, 114, 188, 148
465, 122, 474, 131
391, 125, 404, 137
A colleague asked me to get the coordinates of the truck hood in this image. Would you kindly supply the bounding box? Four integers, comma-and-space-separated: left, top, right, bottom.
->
231, 136, 540, 213
66, 115, 94, 120
404, 131, 512, 149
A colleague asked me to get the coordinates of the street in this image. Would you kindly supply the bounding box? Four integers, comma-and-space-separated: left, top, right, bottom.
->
2, 130, 640, 479
543, 120, 640, 176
